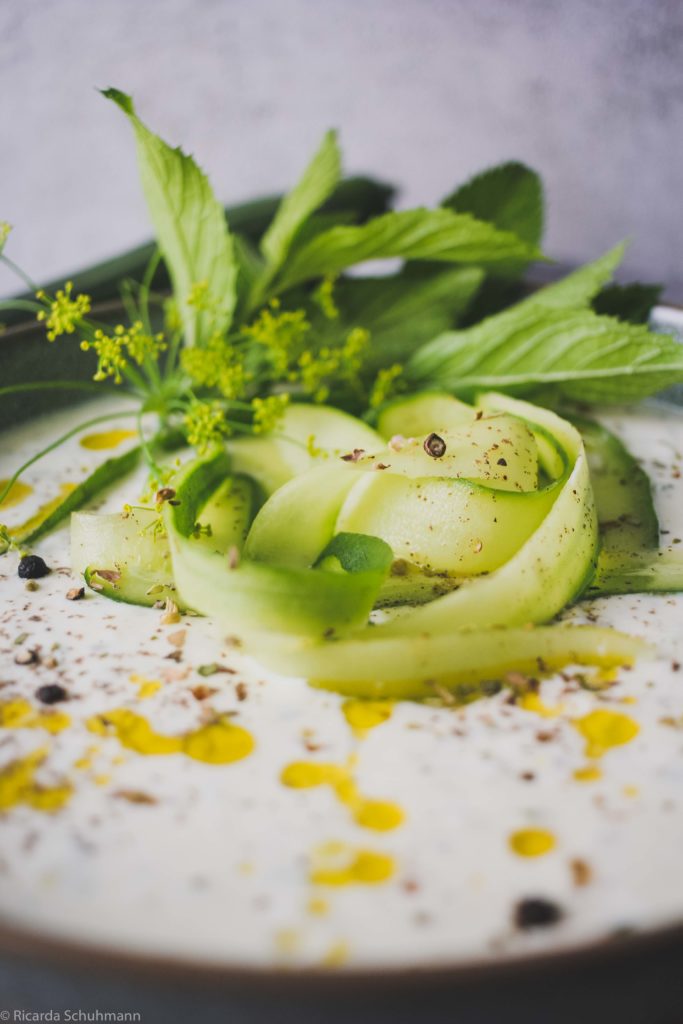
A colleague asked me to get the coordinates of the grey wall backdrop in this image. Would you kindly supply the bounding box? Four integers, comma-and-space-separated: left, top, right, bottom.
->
1, 0, 682, 299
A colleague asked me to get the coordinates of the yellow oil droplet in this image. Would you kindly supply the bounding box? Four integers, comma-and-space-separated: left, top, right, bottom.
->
321, 940, 350, 967
0, 479, 33, 510
93, 774, 111, 787
129, 673, 162, 700
281, 758, 404, 831
509, 828, 557, 858
342, 699, 394, 737
574, 709, 640, 759
623, 784, 639, 798
0, 699, 70, 735
310, 841, 395, 887
86, 708, 254, 764
573, 764, 603, 782
620, 696, 638, 705
8, 483, 77, 539
307, 896, 329, 917
80, 429, 137, 451
518, 692, 564, 718
0, 749, 72, 813
238, 861, 254, 876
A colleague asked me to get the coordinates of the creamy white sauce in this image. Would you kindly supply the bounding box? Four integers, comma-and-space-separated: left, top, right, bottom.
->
1, 399, 683, 969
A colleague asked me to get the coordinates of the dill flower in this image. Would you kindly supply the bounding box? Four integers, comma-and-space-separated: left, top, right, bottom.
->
313, 275, 339, 320
242, 300, 310, 375
295, 327, 370, 402
183, 399, 230, 453
181, 334, 250, 400
251, 394, 290, 434
36, 281, 91, 341
80, 328, 128, 383
370, 363, 403, 409
339, 326, 370, 378
187, 280, 213, 311
296, 347, 335, 402
80, 322, 166, 383
123, 320, 167, 366
164, 298, 183, 334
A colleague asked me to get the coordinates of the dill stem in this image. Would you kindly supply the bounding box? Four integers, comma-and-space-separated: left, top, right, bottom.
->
0, 299, 43, 314
136, 406, 163, 476
0, 254, 37, 292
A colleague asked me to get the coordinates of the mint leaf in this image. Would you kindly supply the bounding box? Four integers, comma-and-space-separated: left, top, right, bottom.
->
260, 131, 341, 273
408, 245, 627, 381
274, 208, 542, 293
443, 161, 544, 247
535, 243, 626, 309
103, 88, 236, 346
334, 266, 484, 370
593, 282, 662, 324
407, 305, 683, 403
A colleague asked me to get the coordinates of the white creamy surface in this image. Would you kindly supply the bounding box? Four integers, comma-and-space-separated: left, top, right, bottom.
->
1, 400, 683, 970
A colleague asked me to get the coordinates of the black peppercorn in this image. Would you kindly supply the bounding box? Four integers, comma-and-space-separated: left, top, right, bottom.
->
423, 433, 447, 458
35, 683, 69, 705
18, 554, 51, 579
514, 897, 563, 930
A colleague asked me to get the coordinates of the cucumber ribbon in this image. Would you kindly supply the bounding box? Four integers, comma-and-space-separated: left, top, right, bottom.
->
156, 394, 646, 697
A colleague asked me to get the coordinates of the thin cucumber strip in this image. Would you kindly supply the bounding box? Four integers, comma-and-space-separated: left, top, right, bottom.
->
14, 428, 184, 548
574, 416, 659, 554
376, 392, 474, 439
254, 624, 648, 699
588, 547, 683, 596
17, 446, 142, 546
74, 467, 259, 609
573, 416, 683, 594
85, 565, 179, 608
245, 464, 357, 567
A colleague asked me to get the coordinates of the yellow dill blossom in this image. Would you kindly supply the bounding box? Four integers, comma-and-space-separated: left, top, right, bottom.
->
296, 347, 338, 402
80, 322, 166, 383
242, 301, 310, 375
313, 275, 339, 320
80, 328, 128, 383
340, 326, 369, 377
370, 363, 403, 408
295, 327, 370, 402
183, 399, 230, 453
0, 221, 11, 252
36, 281, 91, 341
123, 320, 167, 366
251, 394, 290, 434
187, 280, 213, 311
164, 297, 183, 334
181, 335, 249, 400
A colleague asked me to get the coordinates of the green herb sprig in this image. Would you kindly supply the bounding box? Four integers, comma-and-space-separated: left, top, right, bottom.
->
0, 87, 678, 541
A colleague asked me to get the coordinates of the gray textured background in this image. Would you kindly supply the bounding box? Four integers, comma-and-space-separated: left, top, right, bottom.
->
1, 0, 682, 300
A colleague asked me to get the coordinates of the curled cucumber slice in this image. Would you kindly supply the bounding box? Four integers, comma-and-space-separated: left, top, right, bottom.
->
165, 451, 392, 640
